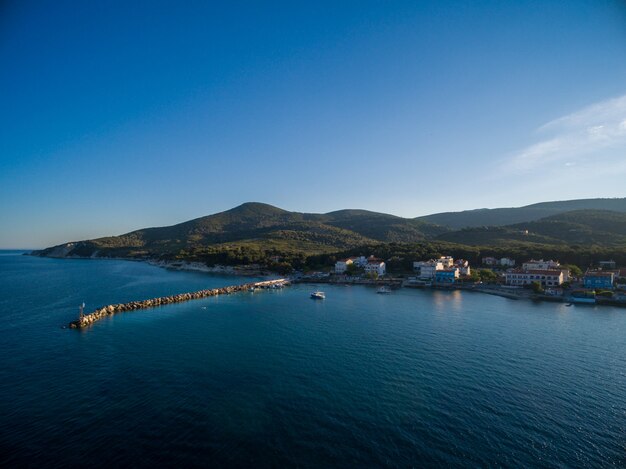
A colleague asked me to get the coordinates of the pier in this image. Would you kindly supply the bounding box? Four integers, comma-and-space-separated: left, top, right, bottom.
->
69, 278, 290, 329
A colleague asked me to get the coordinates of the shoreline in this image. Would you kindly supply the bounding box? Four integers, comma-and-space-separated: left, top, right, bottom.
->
28, 252, 275, 279
26, 253, 626, 308
293, 277, 626, 307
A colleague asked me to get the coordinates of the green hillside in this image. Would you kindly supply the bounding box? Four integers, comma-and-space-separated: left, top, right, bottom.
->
418, 198, 626, 229
34, 202, 446, 260
33, 203, 626, 272
436, 209, 626, 247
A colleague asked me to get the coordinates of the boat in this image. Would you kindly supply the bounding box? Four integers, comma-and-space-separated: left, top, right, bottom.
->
377, 286, 392, 294
310, 291, 326, 300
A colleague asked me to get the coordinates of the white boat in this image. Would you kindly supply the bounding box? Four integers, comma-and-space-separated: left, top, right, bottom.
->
310, 291, 326, 299
377, 286, 392, 294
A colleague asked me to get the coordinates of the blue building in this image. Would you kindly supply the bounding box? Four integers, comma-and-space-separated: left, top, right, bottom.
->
435, 269, 459, 284
583, 271, 614, 289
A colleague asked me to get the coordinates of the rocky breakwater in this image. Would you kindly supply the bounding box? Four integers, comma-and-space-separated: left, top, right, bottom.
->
68, 279, 289, 329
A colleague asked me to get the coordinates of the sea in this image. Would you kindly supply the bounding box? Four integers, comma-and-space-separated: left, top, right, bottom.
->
0, 250, 624, 468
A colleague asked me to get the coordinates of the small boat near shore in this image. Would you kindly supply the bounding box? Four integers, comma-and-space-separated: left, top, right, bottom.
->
377, 286, 392, 294
310, 291, 326, 300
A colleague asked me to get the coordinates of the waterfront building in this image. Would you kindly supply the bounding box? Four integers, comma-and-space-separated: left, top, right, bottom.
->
454, 259, 471, 276
334, 258, 354, 274
522, 259, 560, 270
500, 257, 516, 267
583, 271, 615, 289
413, 260, 444, 279
558, 268, 571, 282
504, 269, 564, 287
435, 268, 460, 283
439, 256, 454, 268
364, 259, 386, 276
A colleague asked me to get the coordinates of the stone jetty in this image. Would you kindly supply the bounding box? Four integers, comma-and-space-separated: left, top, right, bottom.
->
68, 279, 290, 329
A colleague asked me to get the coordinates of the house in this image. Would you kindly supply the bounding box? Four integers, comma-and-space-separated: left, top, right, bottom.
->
482, 257, 498, 266
500, 257, 515, 267
334, 258, 354, 274
522, 259, 560, 270
364, 258, 386, 276
454, 259, 471, 276
435, 268, 460, 283
583, 271, 614, 290
413, 260, 444, 279
558, 268, 571, 282
439, 256, 454, 268
598, 260, 616, 269
504, 269, 564, 287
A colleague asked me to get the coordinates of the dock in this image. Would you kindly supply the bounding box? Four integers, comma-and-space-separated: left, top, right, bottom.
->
69, 278, 290, 329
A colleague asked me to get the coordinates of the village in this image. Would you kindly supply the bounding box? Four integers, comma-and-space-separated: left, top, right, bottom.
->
294, 254, 626, 306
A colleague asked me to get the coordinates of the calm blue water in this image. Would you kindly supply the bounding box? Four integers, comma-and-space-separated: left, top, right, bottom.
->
0, 252, 624, 468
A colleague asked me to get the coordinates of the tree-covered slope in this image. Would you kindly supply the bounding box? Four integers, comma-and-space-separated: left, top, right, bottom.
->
436, 209, 626, 246
34, 202, 447, 259
418, 198, 626, 229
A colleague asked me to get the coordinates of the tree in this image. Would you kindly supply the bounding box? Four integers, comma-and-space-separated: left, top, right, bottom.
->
530, 281, 543, 294
563, 264, 583, 278
466, 269, 480, 283
366, 271, 379, 280
478, 269, 498, 283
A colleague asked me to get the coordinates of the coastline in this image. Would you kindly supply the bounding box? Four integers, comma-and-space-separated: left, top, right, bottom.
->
293, 277, 626, 307
26, 252, 626, 308
28, 251, 275, 278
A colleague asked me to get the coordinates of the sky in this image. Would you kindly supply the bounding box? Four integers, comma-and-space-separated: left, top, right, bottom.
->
1, 0, 626, 248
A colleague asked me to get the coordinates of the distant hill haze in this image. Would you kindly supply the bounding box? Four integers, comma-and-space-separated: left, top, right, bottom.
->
34, 198, 626, 261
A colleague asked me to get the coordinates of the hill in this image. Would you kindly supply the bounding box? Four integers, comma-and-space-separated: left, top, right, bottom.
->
417, 198, 626, 229
436, 209, 626, 247
34, 202, 447, 261
33, 202, 626, 273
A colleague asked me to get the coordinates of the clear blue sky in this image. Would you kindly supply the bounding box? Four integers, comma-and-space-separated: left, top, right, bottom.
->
1, 0, 626, 248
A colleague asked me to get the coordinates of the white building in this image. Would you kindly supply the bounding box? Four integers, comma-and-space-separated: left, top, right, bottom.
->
334, 258, 354, 274
482, 257, 498, 266
522, 259, 560, 271
504, 269, 564, 287
413, 260, 444, 279
500, 257, 516, 267
454, 259, 471, 276
364, 259, 386, 276
439, 256, 454, 268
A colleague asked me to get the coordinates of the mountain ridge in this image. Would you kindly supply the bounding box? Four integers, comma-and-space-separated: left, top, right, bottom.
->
33, 198, 626, 267
417, 197, 626, 228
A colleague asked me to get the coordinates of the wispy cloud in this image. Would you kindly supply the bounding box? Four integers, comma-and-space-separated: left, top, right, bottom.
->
503, 94, 626, 173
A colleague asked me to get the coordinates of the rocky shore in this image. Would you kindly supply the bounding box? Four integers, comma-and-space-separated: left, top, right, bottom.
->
69, 279, 289, 329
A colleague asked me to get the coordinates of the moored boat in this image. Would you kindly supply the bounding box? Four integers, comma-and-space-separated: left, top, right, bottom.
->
310, 291, 325, 299
377, 286, 392, 294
